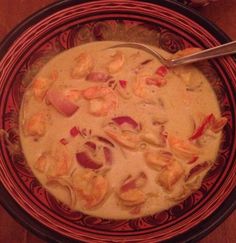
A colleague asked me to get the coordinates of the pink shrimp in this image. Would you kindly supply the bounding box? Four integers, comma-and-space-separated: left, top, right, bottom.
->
71, 52, 94, 78
82, 86, 118, 116
24, 112, 49, 138
107, 51, 125, 73
72, 170, 109, 209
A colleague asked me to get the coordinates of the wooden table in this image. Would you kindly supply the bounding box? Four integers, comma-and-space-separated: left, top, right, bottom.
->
0, 0, 235, 242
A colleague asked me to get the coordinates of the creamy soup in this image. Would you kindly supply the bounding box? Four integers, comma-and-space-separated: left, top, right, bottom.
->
19, 41, 227, 219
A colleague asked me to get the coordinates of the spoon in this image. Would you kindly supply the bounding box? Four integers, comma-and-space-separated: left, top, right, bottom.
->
108, 41, 236, 68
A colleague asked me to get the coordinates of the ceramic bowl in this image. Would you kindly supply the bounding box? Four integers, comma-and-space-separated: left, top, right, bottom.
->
0, 1, 235, 242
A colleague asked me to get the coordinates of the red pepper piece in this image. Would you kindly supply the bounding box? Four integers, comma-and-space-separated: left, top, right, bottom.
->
210, 117, 228, 133
59, 138, 69, 145
189, 114, 215, 140
156, 65, 169, 77
70, 126, 80, 137
119, 80, 127, 88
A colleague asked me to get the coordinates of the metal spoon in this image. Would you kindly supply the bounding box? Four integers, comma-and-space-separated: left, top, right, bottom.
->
108, 41, 236, 68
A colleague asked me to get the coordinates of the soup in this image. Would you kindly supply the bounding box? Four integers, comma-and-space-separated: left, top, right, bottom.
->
19, 41, 227, 219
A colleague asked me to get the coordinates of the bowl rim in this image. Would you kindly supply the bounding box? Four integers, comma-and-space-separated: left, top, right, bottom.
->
0, 0, 235, 242
0, 0, 233, 56
1, 183, 235, 242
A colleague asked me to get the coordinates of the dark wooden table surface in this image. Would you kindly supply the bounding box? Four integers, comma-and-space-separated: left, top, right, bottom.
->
0, 0, 235, 242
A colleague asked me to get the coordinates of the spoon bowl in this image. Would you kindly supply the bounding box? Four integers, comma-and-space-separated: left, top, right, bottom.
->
109, 41, 236, 67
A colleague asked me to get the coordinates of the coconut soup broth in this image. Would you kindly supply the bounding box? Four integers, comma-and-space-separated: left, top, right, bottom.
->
19, 41, 226, 219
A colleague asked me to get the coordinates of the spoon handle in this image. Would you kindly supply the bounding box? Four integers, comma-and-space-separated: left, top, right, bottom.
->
171, 41, 236, 66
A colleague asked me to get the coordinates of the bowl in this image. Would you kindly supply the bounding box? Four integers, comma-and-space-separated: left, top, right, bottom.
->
0, 0, 235, 242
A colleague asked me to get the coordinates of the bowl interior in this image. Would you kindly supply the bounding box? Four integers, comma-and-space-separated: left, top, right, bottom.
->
0, 0, 235, 242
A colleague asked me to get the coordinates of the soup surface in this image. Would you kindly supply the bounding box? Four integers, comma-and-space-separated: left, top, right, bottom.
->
20, 41, 227, 219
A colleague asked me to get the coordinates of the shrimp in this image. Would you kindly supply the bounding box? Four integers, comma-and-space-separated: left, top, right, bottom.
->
118, 189, 146, 206
133, 74, 165, 102
145, 148, 184, 190
168, 135, 201, 160
34, 152, 52, 173
34, 144, 72, 177
82, 86, 118, 116
24, 112, 49, 138
173, 65, 203, 91
133, 74, 148, 99
144, 150, 173, 171
157, 159, 184, 191
117, 172, 148, 206
32, 77, 54, 101
72, 170, 109, 209
141, 129, 166, 147
71, 52, 94, 78
47, 144, 72, 178
108, 51, 125, 73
